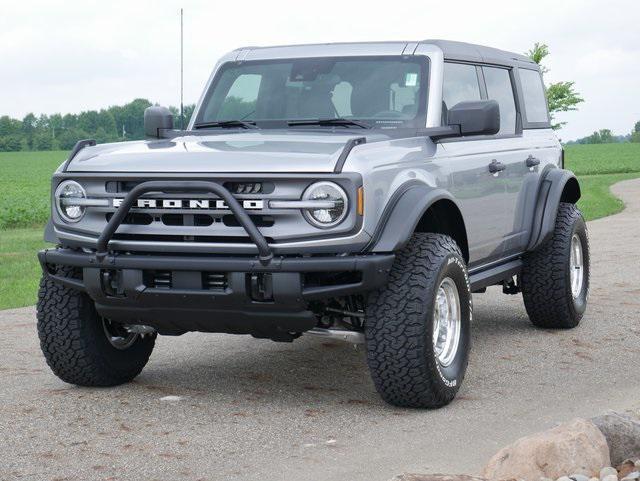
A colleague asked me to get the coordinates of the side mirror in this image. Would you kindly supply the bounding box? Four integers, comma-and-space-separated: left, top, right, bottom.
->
448, 100, 500, 136
144, 106, 174, 138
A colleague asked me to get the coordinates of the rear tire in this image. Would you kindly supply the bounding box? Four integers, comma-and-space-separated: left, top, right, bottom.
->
37, 266, 156, 386
521, 202, 590, 328
365, 233, 472, 408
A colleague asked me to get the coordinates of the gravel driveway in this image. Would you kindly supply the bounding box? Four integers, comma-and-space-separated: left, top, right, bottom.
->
2, 179, 639, 481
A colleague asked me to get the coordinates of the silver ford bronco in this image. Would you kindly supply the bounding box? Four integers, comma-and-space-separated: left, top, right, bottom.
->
37, 40, 589, 408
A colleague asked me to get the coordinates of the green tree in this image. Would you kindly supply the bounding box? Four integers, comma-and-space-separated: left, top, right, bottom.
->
77, 110, 100, 133
0, 116, 22, 136
630, 121, 640, 143
21, 113, 37, 149
93, 127, 113, 144
57, 128, 89, 150
62, 113, 78, 130
527, 43, 584, 130
169, 103, 196, 128
0, 135, 23, 151
49, 113, 64, 139
97, 109, 117, 137
583, 129, 615, 144
120, 98, 152, 139
33, 131, 54, 150
525, 42, 549, 74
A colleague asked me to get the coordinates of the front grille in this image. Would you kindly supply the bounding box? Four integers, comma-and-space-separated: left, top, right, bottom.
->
150, 270, 172, 289
105, 212, 153, 225
202, 272, 227, 291
60, 175, 359, 250
143, 270, 227, 291
222, 215, 274, 228
223, 181, 274, 194
161, 214, 216, 227
105, 180, 275, 195
113, 234, 275, 244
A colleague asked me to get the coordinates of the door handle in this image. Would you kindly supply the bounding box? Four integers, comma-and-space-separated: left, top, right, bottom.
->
489, 160, 506, 174
526, 155, 540, 167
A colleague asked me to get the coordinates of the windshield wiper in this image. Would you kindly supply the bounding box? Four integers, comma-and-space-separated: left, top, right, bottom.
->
288, 118, 371, 129
193, 120, 258, 130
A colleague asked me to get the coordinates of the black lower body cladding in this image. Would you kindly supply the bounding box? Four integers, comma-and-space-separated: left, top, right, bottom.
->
37, 248, 394, 337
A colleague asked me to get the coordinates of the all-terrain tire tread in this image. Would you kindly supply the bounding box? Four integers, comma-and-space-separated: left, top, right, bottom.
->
521, 202, 589, 328
365, 233, 468, 408
37, 266, 155, 386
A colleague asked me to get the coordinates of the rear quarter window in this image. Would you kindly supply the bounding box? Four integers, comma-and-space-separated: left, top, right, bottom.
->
519, 69, 549, 124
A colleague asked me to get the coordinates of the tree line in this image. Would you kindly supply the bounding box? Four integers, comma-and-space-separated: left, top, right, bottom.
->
565, 122, 640, 145
0, 99, 195, 152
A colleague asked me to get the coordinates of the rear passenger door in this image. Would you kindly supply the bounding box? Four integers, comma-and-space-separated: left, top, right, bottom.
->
441, 62, 510, 268
479, 65, 533, 258
504, 67, 560, 255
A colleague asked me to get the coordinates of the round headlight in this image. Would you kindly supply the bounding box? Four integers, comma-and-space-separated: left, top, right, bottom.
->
55, 180, 87, 223
302, 181, 348, 228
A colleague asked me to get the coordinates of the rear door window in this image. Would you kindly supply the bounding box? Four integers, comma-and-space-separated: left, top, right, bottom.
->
482, 67, 517, 135
519, 69, 549, 124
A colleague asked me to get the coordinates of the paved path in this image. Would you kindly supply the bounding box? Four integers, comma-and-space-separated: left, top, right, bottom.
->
2, 180, 640, 481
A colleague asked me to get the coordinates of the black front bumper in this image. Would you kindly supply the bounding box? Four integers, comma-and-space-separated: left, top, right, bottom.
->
38, 248, 394, 337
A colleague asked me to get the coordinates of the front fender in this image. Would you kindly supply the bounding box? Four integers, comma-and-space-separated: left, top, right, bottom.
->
366, 182, 459, 252
527, 168, 581, 251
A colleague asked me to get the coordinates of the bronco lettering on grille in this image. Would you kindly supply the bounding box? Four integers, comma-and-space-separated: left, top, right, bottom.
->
112, 198, 264, 210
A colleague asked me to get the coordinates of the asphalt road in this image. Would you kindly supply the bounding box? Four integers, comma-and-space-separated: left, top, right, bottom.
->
2, 179, 640, 481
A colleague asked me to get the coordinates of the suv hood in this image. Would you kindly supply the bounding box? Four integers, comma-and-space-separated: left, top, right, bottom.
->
67, 131, 382, 173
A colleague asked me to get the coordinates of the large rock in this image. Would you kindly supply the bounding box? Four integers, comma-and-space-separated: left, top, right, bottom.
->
482, 418, 610, 481
390, 476, 487, 481
592, 412, 640, 466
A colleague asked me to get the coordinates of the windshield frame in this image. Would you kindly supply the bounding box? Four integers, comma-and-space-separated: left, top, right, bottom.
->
192, 55, 430, 131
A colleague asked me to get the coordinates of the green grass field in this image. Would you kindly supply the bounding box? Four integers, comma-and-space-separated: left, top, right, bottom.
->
1, 143, 639, 310
0, 150, 68, 229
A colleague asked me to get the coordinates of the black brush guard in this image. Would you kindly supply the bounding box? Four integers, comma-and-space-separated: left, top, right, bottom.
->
95, 180, 273, 265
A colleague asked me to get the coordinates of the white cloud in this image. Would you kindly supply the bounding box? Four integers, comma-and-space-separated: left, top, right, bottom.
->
1, 0, 639, 140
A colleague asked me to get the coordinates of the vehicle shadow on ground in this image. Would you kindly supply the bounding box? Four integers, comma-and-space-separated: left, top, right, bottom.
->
126, 299, 559, 410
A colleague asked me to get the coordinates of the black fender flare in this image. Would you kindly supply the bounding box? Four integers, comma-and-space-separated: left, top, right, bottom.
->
44, 218, 59, 244
527, 168, 581, 252
365, 182, 465, 253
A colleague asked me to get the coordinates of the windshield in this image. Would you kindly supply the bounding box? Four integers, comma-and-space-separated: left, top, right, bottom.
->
195, 56, 429, 129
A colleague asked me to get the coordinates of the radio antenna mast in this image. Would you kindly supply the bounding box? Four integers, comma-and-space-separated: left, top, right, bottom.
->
180, 8, 184, 130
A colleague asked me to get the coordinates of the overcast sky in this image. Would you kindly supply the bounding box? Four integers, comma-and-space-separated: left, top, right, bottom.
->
1, 0, 638, 141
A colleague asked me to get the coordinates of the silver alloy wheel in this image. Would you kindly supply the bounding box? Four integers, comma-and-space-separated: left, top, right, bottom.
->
102, 318, 139, 350
432, 277, 461, 367
570, 234, 584, 298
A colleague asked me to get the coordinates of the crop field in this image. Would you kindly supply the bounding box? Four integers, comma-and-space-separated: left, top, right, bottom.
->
1, 143, 639, 310
0, 150, 67, 229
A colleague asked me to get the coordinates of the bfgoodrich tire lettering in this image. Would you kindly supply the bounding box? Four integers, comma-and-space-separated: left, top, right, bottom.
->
365, 233, 472, 408
37, 266, 156, 386
521, 202, 590, 328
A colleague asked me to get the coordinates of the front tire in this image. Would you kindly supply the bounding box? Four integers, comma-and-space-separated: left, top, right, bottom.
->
365, 233, 472, 408
37, 267, 156, 386
521, 202, 590, 328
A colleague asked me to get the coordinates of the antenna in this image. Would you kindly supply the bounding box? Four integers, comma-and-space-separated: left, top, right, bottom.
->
180, 8, 184, 130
